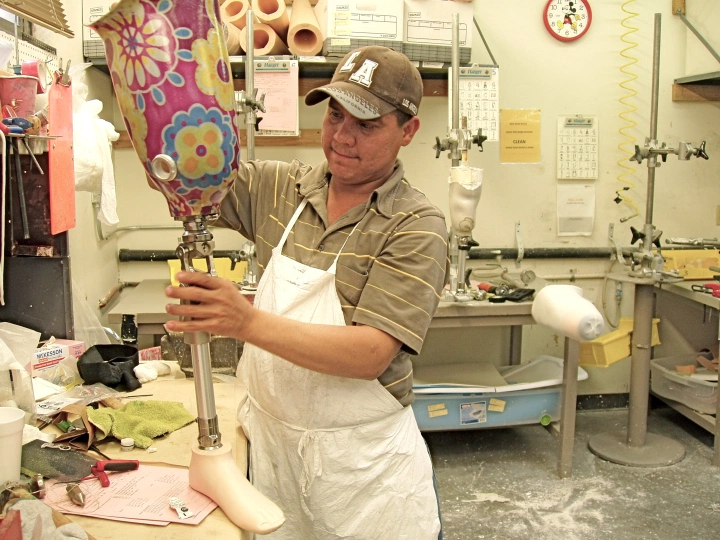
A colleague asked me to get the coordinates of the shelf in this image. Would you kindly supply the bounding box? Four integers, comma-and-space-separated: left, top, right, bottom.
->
89, 55, 462, 97
112, 129, 322, 149
673, 71, 720, 101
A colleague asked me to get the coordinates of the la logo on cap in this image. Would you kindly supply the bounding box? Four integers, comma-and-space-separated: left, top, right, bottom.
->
339, 52, 378, 88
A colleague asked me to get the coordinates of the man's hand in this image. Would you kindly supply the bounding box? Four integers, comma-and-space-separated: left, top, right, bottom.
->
164, 272, 253, 339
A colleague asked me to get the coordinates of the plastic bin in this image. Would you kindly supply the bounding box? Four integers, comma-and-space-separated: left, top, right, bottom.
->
579, 317, 660, 368
411, 356, 588, 431
650, 354, 717, 415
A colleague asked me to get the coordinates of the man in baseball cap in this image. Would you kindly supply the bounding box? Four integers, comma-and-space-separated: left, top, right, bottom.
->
169, 45, 445, 538
305, 45, 423, 119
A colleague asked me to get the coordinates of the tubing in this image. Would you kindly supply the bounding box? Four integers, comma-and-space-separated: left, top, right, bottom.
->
224, 18, 244, 55
239, 22, 290, 56
252, 0, 289, 40
221, 0, 251, 31
287, 0, 323, 56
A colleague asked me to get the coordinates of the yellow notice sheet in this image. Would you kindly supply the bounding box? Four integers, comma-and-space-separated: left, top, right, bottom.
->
500, 109, 541, 163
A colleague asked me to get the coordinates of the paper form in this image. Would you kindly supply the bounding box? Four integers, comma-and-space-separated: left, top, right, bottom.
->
557, 183, 595, 236
448, 66, 500, 141
44, 465, 217, 526
254, 59, 299, 136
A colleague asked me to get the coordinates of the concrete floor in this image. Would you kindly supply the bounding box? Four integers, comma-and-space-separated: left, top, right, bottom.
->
424, 404, 720, 540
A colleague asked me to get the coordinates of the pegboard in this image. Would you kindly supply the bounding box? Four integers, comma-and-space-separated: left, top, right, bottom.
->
0, 31, 58, 74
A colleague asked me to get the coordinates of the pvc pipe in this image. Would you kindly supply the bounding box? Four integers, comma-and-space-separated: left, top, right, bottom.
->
287, 0, 323, 56
221, 0, 251, 31
252, 0, 289, 40
239, 23, 290, 55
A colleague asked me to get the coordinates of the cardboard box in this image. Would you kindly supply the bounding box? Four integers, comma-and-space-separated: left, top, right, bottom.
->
314, 0, 404, 47
403, 0, 473, 63
32, 339, 86, 375
83, 0, 115, 59
32, 344, 68, 374
52, 339, 87, 359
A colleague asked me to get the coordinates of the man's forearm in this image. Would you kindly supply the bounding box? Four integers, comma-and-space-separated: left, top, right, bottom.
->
164, 272, 401, 380
241, 310, 400, 379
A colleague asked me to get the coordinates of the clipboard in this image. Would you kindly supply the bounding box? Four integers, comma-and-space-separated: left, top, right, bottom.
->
254, 58, 299, 136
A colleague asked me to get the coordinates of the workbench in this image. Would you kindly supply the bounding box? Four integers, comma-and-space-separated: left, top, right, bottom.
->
108, 280, 581, 477
108, 280, 534, 364
653, 281, 720, 465
64, 377, 252, 540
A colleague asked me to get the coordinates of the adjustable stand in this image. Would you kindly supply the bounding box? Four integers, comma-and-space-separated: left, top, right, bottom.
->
588, 13, 708, 467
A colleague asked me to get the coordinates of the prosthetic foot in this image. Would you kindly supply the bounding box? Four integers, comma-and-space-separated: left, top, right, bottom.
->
189, 443, 285, 533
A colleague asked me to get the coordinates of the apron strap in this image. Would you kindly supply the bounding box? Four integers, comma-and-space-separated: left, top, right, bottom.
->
277, 197, 309, 251
276, 197, 362, 275
327, 221, 362, 274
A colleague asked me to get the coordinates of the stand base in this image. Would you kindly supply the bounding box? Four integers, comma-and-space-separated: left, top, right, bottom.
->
189, 442, 285, 533
588, 431, 685, 467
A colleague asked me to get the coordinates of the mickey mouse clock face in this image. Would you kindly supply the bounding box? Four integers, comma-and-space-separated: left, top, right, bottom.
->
544, 0, 592, 42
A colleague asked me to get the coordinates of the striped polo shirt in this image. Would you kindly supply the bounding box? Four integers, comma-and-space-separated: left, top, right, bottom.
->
216, 158, 449, 406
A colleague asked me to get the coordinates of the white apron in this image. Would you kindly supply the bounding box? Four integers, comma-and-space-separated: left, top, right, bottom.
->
237, 199, 440, 539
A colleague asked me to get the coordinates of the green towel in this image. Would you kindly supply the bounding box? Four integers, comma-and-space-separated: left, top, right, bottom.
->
87, 400, 195, 449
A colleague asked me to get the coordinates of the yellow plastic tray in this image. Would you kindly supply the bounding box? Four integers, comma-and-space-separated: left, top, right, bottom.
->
579, 317, 660, 368
167, 258, 248, 286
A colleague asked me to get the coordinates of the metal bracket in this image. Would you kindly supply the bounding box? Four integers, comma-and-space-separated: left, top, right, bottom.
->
608, 223, 626, 265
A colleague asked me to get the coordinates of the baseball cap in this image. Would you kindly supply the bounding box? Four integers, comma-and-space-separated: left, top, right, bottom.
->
305, 46, 422, 120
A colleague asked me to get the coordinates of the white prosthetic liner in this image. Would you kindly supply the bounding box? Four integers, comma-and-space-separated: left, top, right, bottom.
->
448, 166, 483, 300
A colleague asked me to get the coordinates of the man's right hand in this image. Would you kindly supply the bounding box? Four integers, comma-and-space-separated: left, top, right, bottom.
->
164, 272, 254, 341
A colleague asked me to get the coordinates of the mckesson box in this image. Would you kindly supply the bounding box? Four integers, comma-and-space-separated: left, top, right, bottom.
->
314, 0, 404, 57
83, 0, 114, 59
403, 0, 473, 63
651, 354, 717, 415
32, 343, 68, 375
411, 356, 588, 431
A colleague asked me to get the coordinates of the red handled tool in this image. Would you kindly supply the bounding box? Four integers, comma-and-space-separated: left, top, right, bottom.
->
87, 460, 140, 487
691, 284, 720, 298
477, 282, 511, 296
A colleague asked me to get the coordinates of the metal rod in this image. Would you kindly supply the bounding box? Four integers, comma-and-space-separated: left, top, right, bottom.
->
451, 13, 460, 168
645, 13, 662, 229
627, 283, 654, 447
13, 17, 20, 74
245, 10, 256, 161
473, 16, 498, 67
12, 139, 29, 239
558, 337, 580, 478
678, 13, 720, 64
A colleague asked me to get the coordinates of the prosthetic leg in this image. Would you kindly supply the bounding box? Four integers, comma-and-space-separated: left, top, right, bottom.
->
448, 167, 483, 301
174, 216, 284, 533
92, 0, 285, 533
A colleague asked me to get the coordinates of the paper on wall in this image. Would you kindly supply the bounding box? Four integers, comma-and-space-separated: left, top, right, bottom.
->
557, 183, 595, 236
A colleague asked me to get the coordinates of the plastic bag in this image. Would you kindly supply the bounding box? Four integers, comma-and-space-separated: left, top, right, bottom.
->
40, 355, 83, 389
71, 62, 120, 225
72, 280, 111, 348
0, 322, 40, 374
0, 336, 36, 424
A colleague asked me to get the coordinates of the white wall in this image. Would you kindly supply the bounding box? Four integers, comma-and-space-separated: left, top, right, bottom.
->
40, 0, 720, 393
